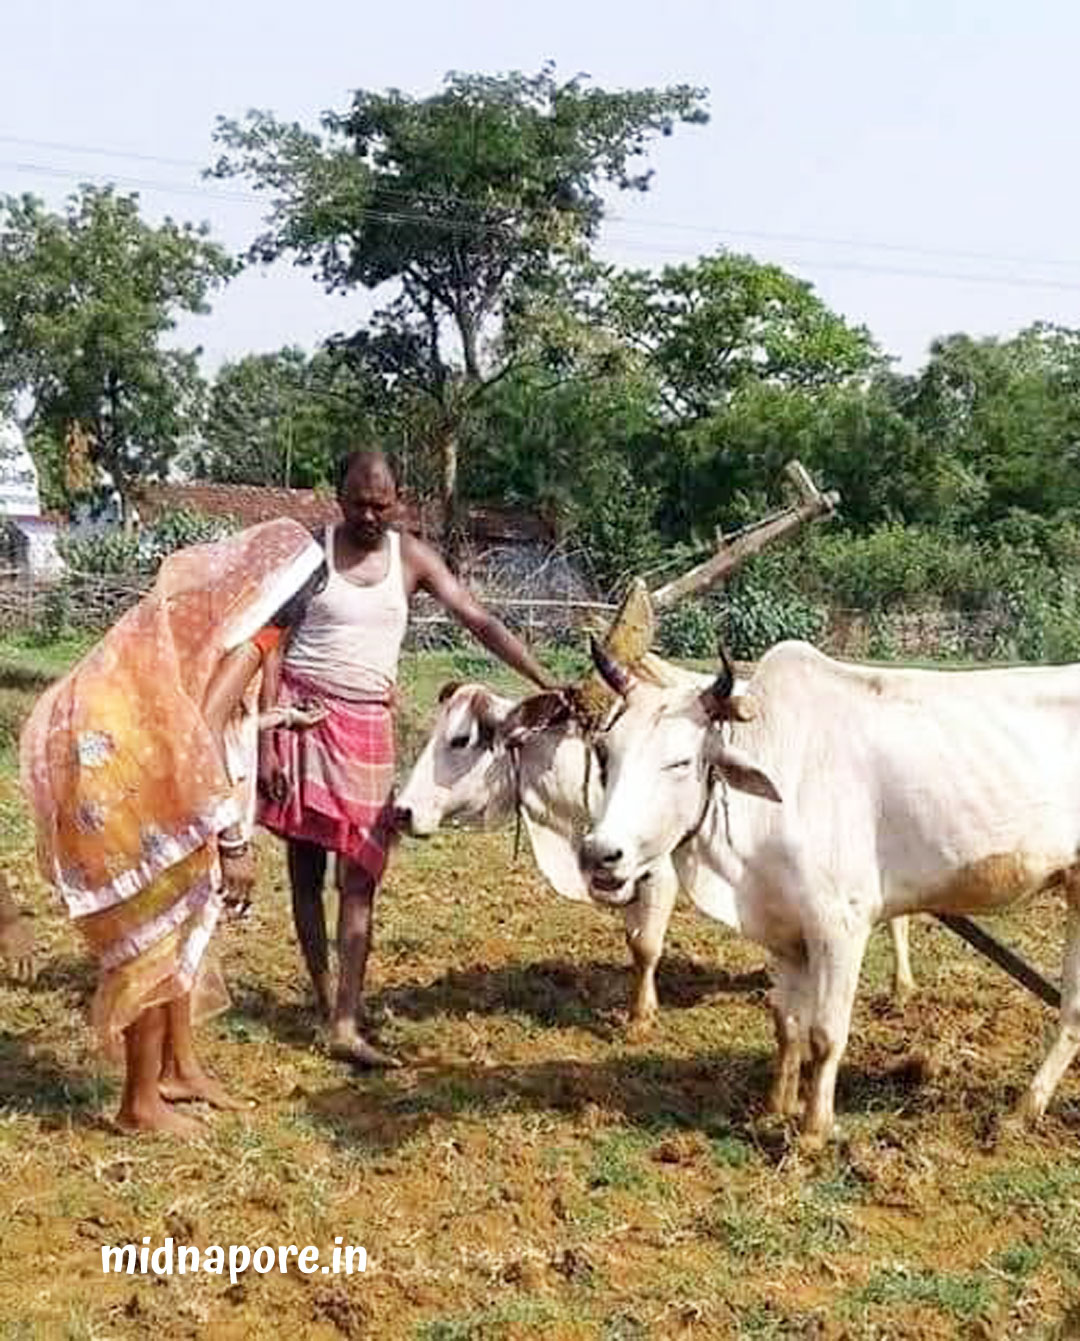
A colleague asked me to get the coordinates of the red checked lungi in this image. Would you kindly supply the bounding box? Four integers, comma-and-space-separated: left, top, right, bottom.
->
258, 667, 396, 880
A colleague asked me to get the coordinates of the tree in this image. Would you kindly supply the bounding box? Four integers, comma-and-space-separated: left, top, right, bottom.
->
0, 186, 236, 522
600, 251, 879, 422
195, 346, 385, 488
210, 65, 708, 532
908, 326, 1080, 528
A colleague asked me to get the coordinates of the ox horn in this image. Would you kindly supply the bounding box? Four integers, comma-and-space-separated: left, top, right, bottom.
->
589, 636, 633, 698
701, 641, 749, 721
714, 642, 736, 701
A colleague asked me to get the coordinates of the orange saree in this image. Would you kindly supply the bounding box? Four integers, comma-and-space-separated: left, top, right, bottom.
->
20, 519, 324, 1056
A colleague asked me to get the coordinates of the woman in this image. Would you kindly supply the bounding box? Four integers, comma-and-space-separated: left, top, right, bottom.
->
21, 518, 326, 1136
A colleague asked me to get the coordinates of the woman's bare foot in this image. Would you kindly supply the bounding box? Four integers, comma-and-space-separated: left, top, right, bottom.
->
116, 1095, 207, 1138
327, 1020, 401, 1069
159, 1068, 254, 1111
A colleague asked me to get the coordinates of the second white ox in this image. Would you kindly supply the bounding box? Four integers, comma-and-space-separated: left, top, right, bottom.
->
397, 670, 915, 1028
396, 679, 688, 1027
579, 639, 1080, 1144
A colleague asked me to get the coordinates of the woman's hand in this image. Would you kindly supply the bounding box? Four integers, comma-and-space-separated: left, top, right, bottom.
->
0, 911, 34, 983
220, 847, 256, 919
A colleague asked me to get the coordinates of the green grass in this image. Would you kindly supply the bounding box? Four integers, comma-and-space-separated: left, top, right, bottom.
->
849, 1265, 995, 1321
0, 632, 95, 683
974, 1160, 1080, 1211
414, 1295, 564, 1339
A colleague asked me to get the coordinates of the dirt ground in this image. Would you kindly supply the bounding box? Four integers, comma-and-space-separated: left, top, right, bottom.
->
3, 654, 1080, 1339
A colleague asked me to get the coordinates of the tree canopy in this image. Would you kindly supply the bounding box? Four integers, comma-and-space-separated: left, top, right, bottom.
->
0, 185, 236, 520
210, 65, 709, 522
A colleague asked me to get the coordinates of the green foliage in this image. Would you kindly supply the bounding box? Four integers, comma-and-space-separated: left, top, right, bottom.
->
211, 66, 708, 514
575, 459, 663, 595
1007, 581, 1080, 663
722, 576, 826, 660
796, 523, 997, 612
657, 570, 825, 662
194, 346, 384, 488
851, 1265, 993, 1321
32, 586, 72, 645
908, 326, 1080, 527
0, 186, 236, 517
658, 599, 717, 658
602, 252, 879, 422
59, 507, 236, 575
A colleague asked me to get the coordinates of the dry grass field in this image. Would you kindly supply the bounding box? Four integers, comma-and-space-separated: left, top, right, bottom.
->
2, 643, 1080, 1339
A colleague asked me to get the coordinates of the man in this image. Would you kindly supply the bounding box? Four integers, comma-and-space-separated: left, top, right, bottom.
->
259, 449, 554, 1065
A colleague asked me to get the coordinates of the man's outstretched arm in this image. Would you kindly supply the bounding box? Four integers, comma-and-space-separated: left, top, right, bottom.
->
409, 536, 556, 690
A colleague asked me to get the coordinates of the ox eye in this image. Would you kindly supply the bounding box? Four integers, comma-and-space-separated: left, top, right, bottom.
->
448, 733, 472, 750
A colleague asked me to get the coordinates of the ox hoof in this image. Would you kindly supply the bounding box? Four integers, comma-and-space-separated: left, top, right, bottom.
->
1013, 1091, 1048, 1129
625, 1013, 656, 1043
797, 1123, 839, 1155
766, 1094, 804, 1121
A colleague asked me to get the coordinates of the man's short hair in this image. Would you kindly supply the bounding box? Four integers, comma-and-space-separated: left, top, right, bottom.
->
334, 448, 398, 496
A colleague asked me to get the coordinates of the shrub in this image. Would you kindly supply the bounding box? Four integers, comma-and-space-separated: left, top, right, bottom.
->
722, 579, 826, 660
657, 600, 717, 659
33, 585, 72, 644
59, 507, 237, 576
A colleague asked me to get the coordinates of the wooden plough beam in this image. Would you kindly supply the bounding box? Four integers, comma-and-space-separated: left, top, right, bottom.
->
650, 460, 840, 609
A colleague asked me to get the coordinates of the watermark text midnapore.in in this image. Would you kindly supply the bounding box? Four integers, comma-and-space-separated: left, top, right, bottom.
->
102, 1237, 366, 1284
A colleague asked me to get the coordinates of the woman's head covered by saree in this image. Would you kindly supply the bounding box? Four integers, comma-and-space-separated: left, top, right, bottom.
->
155, 518, 327, 656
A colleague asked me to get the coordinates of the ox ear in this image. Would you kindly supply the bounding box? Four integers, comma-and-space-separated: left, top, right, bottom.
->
706, 738, 782, 804
521, 813, 591, 901
701, 690, 759, 723
499, 691, 572, 748
438, 681, 464, 705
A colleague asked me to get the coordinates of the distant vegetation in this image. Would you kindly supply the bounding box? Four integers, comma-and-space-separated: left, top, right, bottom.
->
4, 67, 1080, 658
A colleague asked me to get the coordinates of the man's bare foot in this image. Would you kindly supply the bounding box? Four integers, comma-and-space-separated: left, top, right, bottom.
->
159, 1069, 254, 1111
116, 1096, 206, 1138
327, 1021, 401, 1069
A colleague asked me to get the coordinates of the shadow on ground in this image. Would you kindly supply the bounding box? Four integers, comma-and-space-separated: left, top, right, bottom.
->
0, 1028, 113, 1126
301, 1041, 946, 1160
368, 956, 768, 1034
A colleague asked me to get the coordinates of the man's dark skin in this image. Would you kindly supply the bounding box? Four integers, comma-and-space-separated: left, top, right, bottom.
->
267, 451, 555, 1065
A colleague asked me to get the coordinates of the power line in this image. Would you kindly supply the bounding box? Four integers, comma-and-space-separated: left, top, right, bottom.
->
6, 131, 1080, 274
5, 153, 1080, 294
0, 159, 260, 206
0, 134, 208, 172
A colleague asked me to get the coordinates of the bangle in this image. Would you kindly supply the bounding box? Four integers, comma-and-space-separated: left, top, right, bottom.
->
218, 834, 249, 856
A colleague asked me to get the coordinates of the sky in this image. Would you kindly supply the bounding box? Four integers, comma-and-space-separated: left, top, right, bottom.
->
4, 0, 1080, 376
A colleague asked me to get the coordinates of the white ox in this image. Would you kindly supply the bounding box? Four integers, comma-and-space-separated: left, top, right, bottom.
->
579, 639, 1080, 1145
397, 672, 915, 1028
397, 680, 684, 1027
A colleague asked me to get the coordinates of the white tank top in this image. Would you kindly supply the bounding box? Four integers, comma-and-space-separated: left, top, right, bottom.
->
284, 525, 409, 700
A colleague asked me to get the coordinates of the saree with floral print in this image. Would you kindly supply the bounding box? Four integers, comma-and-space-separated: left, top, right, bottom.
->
20, 519, 324, 1056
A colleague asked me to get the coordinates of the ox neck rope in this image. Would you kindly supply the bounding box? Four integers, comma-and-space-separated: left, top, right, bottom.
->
678, 721, 731, 852
508, 741, 525, 862
681, 758, 720, 850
